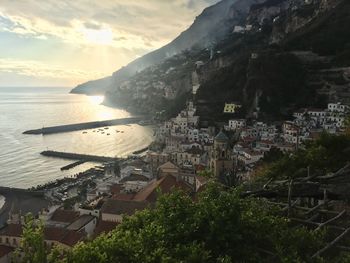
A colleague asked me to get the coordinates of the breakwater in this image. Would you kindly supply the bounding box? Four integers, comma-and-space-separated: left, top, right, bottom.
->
41, 150, 120, 162
60, 160, 86, 171
23, 117, 143, 135
0, 186, 45, 197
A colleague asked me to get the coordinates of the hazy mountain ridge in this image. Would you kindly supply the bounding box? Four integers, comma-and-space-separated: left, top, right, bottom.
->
72, 0, 350, 125
71, 0, 265, 95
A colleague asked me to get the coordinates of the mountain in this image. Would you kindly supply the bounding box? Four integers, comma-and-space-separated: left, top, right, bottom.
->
71, 0, 265, 95
72, 0, 350, 125
99, 0, 349, 123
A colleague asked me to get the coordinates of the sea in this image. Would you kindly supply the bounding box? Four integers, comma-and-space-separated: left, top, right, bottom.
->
0, 87, 154, 189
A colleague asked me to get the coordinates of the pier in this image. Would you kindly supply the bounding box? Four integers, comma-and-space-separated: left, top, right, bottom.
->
23, 117, 144, 135
40, 150, 120, 163
60, 160, 86, 171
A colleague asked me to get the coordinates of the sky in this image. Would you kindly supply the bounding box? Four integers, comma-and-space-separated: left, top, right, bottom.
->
0, 0, 220, 88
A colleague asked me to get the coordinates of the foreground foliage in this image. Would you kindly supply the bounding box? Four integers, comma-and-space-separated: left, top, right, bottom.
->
256, 132, 350, 181
43, 184, 327, 263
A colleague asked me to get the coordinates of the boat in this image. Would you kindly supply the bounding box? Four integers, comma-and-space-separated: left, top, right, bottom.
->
82, 131, 87, 134
107, 133, 110, 135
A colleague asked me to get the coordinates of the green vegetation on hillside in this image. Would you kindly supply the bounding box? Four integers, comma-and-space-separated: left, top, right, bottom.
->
256, 132, 350, 181
285, 1, 350, 61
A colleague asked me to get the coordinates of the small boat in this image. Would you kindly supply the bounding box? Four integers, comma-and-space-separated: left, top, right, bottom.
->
82, 131, 87, 134
104, 127, 109, 130
121, 131, 124, 133
107, 133, 110, 135
102, 132, 105, 134
116, 130, 120, 133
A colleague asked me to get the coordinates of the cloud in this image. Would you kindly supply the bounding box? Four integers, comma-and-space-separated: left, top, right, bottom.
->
0, 0, 220, 49
0, 58, 106, 81
0, 0, 220, 86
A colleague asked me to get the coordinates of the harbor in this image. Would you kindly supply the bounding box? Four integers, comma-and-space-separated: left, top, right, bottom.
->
23, 117, 145, 135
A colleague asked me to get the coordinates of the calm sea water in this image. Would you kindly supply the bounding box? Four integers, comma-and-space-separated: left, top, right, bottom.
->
0, 87, 154, 188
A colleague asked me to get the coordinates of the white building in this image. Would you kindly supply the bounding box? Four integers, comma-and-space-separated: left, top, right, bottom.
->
328, 102, 349, 113
228, 119, 246, 130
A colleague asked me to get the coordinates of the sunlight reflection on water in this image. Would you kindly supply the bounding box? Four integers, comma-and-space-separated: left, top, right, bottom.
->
0, 87, 154, 188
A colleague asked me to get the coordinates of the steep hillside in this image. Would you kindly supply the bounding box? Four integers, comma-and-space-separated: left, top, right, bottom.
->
71, 0, 265, 95
74, 0, 350, 124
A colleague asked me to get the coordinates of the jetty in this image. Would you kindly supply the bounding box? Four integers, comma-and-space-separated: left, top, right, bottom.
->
132, 146, 149, 155
23, 117, 144, 135
60, 160, 86, 171
41, 150, 120, 163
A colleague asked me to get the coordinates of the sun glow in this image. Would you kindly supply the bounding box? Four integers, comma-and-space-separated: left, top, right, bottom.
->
88, 95, 104, 105
83, 28, 113, 45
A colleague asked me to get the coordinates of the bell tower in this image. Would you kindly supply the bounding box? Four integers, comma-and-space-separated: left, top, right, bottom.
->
210, 131, 233, 177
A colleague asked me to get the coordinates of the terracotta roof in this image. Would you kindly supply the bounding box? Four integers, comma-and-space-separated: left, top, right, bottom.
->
133, 174, 193, 203
0, 224, 84, 247
50, 209, 79, 223
59, 230, 84, 247
101, 199, 149, 216
93, 220, 119, 238
0, 245, 13, 258
112, 193, 135, 201
44, 227, 84, 247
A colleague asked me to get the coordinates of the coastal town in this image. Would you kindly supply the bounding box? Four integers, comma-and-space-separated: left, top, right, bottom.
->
0, 93, 349, 260
1, 0, 350, 260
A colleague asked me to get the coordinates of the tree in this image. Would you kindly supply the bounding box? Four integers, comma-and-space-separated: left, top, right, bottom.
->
256, 133, 350, 181
14, 213, 47, 263
51, 184, 328, 263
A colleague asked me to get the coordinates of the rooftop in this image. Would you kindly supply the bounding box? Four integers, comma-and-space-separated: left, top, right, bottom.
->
66, 215, 96, 231
50, 209, 79, 224
120, 174, 149, 183
93, 220, 119, 238
0, 224, 84, 247
101, 199, 149, 216
215, 131, 228, 142
133, 174, 192, 203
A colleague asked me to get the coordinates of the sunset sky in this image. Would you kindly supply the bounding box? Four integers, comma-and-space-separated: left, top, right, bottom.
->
0, 0, 219, 87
